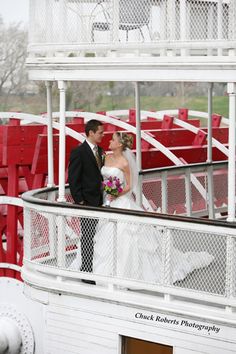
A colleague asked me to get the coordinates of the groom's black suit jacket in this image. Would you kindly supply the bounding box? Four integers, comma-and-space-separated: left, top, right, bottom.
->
68, 141, 103, 206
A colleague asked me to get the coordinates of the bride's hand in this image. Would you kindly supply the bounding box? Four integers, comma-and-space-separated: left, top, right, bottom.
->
108, 194, 117, 202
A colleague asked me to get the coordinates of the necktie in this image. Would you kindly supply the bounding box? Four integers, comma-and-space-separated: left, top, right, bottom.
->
94, 146, 101, 169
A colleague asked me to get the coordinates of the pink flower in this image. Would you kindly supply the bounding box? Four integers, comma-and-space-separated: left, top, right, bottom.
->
102, 176, 123, 197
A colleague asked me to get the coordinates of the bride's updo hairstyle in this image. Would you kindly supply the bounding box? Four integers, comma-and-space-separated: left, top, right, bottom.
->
117, 132, 133, 150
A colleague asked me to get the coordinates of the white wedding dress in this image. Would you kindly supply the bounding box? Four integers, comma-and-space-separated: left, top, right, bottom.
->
92, 166, 214, 284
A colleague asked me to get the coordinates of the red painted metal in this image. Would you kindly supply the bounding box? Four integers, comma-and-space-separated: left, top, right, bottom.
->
161, 115, 174, 129
192, 130, 207, 146
178, 108, 188, 121
212, 114, 222, 128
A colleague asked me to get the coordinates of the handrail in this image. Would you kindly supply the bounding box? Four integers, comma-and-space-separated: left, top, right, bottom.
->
22, 186, 236, 229
140, 160, 228, 175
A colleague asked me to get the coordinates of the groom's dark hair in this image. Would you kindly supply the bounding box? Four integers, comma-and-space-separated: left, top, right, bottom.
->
85, 119, 103, 136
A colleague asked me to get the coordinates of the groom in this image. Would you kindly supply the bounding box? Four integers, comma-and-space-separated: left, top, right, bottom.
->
68, 119, 104, 284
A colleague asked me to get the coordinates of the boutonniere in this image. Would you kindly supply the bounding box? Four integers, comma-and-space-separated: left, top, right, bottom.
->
101, 151, 106, 165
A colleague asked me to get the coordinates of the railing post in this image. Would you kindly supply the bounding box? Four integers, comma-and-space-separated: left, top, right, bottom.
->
228, 0, 236, 41
24, 208, 32, 261
180, 0, 188, 56
225, 236, 236, 313
57, 215, 66, 269
185, 168, 192, 217
161, 171, 168, 214
45, 0, 53, 43
48, 193, 57, 259
112, 0, 119, 43
59, 0, 67, 43
163, 227, 173, 304
108, 220, 118, 291
167, 0, 176, 41
217, 0, 223, 56
207, 4, 214, 56
207, 165, 215, 219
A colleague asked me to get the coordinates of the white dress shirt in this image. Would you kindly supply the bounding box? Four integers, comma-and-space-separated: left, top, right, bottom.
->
86, 139, 97, 156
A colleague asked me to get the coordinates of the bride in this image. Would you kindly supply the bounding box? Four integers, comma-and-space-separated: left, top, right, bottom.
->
71, 132, 214, 284
95, 132, 214, 284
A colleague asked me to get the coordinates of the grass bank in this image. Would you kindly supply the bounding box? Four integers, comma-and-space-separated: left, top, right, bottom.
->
0, 95, 229, 119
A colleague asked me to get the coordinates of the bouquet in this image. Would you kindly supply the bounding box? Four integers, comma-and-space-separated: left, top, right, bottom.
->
102, 176, 123, 207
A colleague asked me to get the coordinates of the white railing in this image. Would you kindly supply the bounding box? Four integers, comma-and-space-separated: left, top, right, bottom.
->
28, 0, 236, 57
142, 161, 228, 218
22, 186, 236, 312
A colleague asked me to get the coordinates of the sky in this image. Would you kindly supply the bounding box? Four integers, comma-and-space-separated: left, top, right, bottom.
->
0, 0, 29, 25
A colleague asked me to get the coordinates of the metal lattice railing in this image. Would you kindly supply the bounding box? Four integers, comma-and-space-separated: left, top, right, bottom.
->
23, 192, 236, 306
28, 0, 236, 56
142, 162, 228, 218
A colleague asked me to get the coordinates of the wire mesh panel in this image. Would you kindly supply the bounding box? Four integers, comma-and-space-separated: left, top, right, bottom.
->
24, 197, 236, 302
213, 168, 228, 212
142, 163, 229, 218
190, 172, 208, 214
187, 0, 217, 40
170, 227, 226, 295
167, 174, 186, 215
142, 173, 162, 212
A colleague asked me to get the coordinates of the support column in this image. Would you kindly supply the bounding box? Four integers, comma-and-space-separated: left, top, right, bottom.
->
227, 83, 236, 222
207, 83, 215, 219
134, 82, 142, 207
207, 83, 213, 163
57, 81, 67, 203
46, 81, 54, 187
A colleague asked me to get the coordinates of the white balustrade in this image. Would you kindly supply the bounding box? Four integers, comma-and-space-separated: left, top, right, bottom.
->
22, 185, 236, 313
28, 0, 236, 58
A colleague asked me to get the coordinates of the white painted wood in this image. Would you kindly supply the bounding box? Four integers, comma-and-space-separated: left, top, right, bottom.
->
39, 292, 236, 354
27, 66, 236, 83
